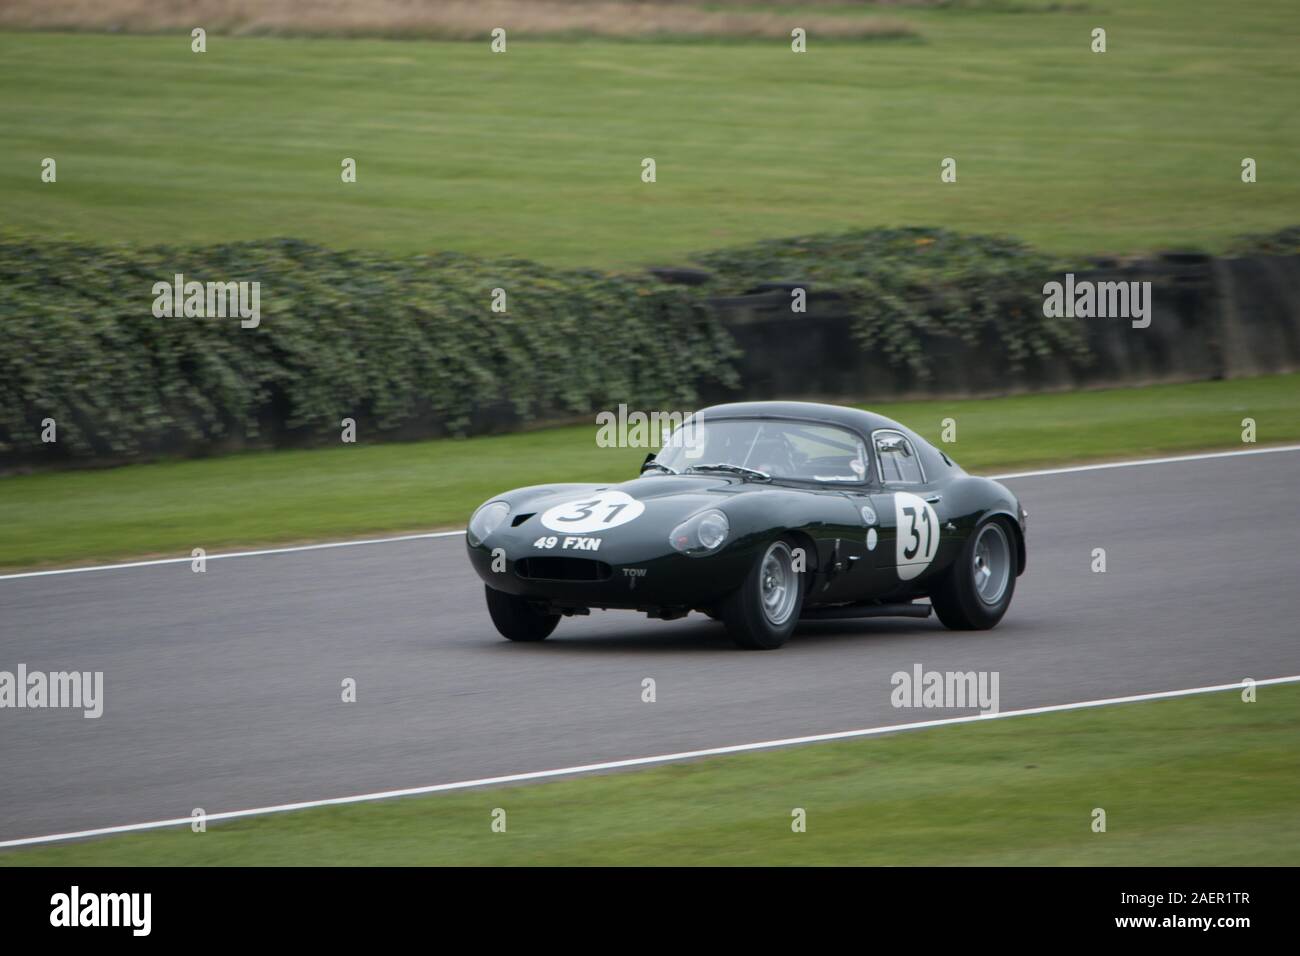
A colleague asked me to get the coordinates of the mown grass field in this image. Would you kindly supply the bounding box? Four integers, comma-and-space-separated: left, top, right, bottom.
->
1, 374, 1296, 571
1, 0, 1297, 267
5, 682, 1295, 866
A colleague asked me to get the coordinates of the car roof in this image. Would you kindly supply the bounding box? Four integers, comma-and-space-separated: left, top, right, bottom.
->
693, 400, 909, 438
689, 400, 962, 481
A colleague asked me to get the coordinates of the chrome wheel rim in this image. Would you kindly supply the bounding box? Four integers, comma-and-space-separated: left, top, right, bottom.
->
972, 523, 1011, 606
760, 541, 798, 626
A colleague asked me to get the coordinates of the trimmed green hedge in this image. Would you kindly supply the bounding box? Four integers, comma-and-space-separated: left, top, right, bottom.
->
10, 225, 1225, 466
0, 239, 739, 462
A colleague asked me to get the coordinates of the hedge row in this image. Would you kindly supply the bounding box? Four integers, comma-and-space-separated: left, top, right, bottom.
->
0, 239, 739, 462
1226, 225, 1300, 257
1, 227, 1159, 466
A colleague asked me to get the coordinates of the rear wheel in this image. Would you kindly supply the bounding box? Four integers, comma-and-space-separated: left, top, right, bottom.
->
721, 538, 805, 650
930, 517, 1016, 630
484, 586, 560, 642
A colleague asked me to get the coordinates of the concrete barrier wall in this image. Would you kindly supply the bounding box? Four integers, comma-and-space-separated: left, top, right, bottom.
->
698, 254, 1300, 404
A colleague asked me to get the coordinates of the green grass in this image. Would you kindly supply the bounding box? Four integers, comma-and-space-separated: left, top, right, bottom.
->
2, 374, 1296, 571
2, 0, 1298, 268
5, 682, 1296, 865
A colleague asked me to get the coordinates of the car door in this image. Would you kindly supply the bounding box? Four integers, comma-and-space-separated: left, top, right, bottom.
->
867, 430, 948, 595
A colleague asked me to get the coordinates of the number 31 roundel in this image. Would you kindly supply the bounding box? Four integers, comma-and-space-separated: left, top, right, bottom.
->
894, 492, 939, 581
541, 491, 645, 534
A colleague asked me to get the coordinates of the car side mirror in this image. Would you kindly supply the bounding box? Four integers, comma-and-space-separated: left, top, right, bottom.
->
640, 453, 657, 474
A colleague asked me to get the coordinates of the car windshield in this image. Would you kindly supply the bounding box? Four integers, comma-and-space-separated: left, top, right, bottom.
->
653, 419, 869, 483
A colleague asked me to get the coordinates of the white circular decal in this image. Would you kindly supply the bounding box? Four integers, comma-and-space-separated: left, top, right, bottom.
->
866, 527, 878, 551
540, 491, 645, 534
894, 492, 939, 581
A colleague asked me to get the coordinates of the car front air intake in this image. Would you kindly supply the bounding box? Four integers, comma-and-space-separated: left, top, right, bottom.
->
515, 557, 614, 582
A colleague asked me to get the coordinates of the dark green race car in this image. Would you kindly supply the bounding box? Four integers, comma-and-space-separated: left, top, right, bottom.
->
466, 401, 1026, 649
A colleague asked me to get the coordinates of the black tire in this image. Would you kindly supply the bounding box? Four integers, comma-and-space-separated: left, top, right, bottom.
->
721, 537, 805, 650
930, 517, 1017, 630
484, 585, 560, 642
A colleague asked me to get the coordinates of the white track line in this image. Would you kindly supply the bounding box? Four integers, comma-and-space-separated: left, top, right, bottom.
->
2, 443, 1297, 582
989, 443, 1300, 481
1, 674, 1295, 850
0, 531, 466, 581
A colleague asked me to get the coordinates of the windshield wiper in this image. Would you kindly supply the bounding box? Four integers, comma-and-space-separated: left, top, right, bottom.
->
685, 463, 771, 482
641, 460, 678, 475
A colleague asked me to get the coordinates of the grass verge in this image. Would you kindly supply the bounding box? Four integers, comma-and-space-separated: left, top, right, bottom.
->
4, 682, 1296, 865
2, 374, 1297, 571
2, 0, 1298, 267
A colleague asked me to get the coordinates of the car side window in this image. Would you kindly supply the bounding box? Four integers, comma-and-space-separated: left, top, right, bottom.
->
874, 431, 924, 484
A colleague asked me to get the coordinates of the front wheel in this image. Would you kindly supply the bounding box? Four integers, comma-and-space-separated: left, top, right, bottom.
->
721, 538, 805, 650
484, 586, 560, 642
929, 517, 1017, 630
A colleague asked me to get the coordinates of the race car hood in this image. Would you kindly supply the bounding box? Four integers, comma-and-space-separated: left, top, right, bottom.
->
499, 473, 752, 529
476, 472, 859, 568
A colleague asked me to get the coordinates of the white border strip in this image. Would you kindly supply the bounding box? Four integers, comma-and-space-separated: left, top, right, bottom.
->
989, 443, 1300, 481
0, 531, 466, 581
2, 674, 1295, 851
3, 444, 1297, 583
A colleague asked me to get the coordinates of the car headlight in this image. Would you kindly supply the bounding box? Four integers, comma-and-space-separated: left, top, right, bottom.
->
669, 509, 730, 556
468, 501, 510, 547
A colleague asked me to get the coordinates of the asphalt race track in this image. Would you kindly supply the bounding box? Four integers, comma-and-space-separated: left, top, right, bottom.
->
2, 449, 1297, 844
